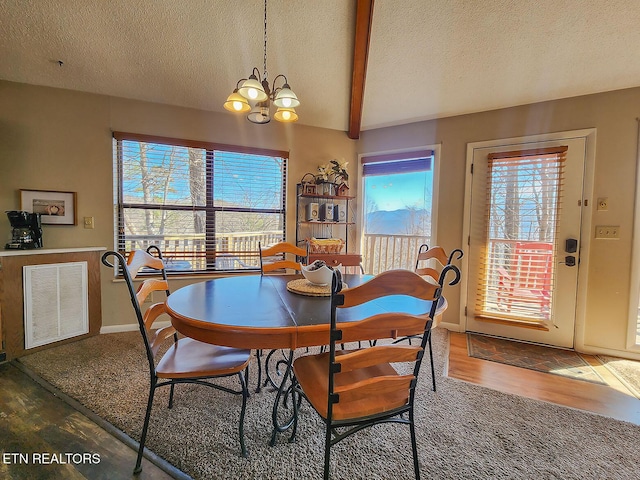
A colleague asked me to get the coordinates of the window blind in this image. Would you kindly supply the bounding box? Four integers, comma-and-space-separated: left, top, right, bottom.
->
113, 132, 287, 273
476, 146, 567, 323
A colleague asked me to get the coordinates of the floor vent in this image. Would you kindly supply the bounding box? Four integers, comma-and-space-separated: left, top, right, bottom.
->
23, 261, 89, 349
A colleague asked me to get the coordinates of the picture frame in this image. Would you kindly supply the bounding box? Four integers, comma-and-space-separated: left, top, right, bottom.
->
20, 189, 77, 225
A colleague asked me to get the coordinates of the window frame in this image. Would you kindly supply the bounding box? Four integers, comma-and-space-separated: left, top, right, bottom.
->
113, 132, 288, 274
358, 146, 440, 274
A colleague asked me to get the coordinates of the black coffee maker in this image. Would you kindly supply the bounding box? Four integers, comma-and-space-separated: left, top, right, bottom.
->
5, 210, 43, 249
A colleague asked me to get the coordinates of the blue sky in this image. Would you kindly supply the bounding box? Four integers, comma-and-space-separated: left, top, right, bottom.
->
364, 171, 433, 212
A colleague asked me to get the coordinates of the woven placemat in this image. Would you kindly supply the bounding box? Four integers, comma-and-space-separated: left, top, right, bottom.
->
286, 278, 331, 296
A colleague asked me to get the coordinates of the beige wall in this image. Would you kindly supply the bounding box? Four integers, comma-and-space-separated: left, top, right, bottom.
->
2, 79, 639, 356
359, 87, 640, 356
0, 81, 357, 331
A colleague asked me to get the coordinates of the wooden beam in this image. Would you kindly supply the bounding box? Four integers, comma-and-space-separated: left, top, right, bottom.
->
348, 0, 375, 140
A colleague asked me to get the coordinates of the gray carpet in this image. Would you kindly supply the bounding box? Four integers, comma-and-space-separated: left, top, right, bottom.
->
18, 329, 640, 480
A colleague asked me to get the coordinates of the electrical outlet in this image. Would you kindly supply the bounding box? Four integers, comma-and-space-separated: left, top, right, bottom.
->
597, 197, 608, 211
595, 225, 620, 239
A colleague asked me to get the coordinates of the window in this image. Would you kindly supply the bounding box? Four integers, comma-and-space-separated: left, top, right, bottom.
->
477, 147, 566, 322
113, 132, 287, 273
361, 149, 435, 274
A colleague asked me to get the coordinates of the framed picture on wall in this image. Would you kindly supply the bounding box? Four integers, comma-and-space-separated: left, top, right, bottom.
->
20, 189, 77, 225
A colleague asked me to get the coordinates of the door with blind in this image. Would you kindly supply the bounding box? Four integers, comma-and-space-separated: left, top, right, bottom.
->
464, 135, 588, 348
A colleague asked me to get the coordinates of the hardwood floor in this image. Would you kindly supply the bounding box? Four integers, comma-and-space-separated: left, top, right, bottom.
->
446, 332, 640, 426
0, 362, 186, 480
1, 332, 638, 479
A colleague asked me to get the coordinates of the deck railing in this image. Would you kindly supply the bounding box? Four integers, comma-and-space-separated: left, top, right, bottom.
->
124, 231, 430, 274
124, 231, 283, 270
362, 233, 431, 274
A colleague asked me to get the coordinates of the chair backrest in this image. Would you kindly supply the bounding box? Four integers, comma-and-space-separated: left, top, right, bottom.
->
101, 247, 176, 368
327, 267, 459, 419
310, 253, 364, 274
512, 241, 553, 291
415, 244, 464, 281
259, 241, 308, 274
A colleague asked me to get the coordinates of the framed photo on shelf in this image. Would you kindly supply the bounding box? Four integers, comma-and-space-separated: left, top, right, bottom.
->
20, 189, 77, 225
303, 183, 317, 195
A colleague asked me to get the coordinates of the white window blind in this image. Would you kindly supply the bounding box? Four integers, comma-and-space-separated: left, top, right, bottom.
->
113, 132, 287, 273
476, 147, 567, 323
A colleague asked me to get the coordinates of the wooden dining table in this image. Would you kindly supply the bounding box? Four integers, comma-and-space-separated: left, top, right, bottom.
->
165, 273, 447, 444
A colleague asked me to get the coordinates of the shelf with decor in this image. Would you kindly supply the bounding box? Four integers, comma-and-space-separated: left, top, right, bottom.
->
295, 181, 363, 272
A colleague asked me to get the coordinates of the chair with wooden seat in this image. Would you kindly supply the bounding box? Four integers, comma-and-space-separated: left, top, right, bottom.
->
259, 241, 308, 274
309, 253, 364, 274
101, 247, 251, 473
415, 244, 464, 282
408, 244, 464, 391
256, 241, 308, 392
291, 268, 459, 480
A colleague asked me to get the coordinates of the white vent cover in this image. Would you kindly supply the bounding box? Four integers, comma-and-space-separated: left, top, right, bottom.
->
23, 261, 89, 349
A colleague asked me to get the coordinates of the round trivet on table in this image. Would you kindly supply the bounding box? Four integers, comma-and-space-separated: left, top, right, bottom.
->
286, 278, 330, 296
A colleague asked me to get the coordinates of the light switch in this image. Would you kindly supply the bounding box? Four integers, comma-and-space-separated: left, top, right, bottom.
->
595, 225, 619, 239
83, 216, 95, 229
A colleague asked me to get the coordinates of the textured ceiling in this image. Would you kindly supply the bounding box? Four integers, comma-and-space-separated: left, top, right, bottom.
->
2, 0, 640, 133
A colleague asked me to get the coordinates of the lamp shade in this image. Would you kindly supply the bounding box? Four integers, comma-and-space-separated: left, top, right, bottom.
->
223, 91, 251, 113
247, 102, 271, 124
274, 107, 298, 123
274, 85, 300, 108
238, 76, 268, 102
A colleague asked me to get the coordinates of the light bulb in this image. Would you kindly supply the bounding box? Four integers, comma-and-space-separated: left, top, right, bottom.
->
281, 110, 291, 120
282, 98, 292, 108
248, 88, 258, 99
233, 101, 243, 111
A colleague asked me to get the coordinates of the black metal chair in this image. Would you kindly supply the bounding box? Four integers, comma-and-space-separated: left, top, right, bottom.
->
291, 267, 459, 480
405, 244, 464, 391
101, 247, 251, 474
256, 241, 308, 392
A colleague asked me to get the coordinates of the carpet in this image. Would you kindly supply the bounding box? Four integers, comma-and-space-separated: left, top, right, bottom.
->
467, 333, 607, 385
597, 355, 640, 399
17, 329, 640, 480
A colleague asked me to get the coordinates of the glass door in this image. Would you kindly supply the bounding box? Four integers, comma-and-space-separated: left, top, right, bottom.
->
465, 136, 587, 348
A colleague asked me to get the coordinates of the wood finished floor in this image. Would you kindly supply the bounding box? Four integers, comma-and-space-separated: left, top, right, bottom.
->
1, 333, 639, 479
446, 332, 640, 426
0, 362, 184, 480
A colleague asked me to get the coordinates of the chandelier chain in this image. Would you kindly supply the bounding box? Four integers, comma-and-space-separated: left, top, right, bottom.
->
263, 0, 268, 80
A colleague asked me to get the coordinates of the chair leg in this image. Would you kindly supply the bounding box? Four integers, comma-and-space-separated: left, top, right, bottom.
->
256, 349, 263, 393
428, 334, 436, 392
409, 409, 421, 480
134, 382, 156, 474
238, 369, 249, 457
168, 383, 175, 408
323, 422, 332, 480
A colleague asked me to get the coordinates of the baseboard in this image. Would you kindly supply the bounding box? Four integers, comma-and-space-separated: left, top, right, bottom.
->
100, 321, 172, 334
439, 321, 462, 332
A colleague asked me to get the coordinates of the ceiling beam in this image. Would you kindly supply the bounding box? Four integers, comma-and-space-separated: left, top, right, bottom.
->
348, 0, 375, 140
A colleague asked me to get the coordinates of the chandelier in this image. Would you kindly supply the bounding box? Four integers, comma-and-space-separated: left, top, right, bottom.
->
223, 0, 300, 124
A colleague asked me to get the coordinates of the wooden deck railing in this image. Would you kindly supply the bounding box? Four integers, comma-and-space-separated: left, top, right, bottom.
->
124, 231, 283, 270
124, 231, 430, 274
362, 234, 430, 274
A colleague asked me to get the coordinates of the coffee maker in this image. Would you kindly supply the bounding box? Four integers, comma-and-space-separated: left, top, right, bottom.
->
5, 210, 43, 249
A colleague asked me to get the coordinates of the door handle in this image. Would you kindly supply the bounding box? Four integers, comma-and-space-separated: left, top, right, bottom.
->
565, 256, 576, 267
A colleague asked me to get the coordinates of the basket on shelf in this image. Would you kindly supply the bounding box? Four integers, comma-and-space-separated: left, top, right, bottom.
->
307, 238, 344, 254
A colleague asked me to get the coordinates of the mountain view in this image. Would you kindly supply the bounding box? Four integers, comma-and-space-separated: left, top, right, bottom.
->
365, 208, 431, 235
